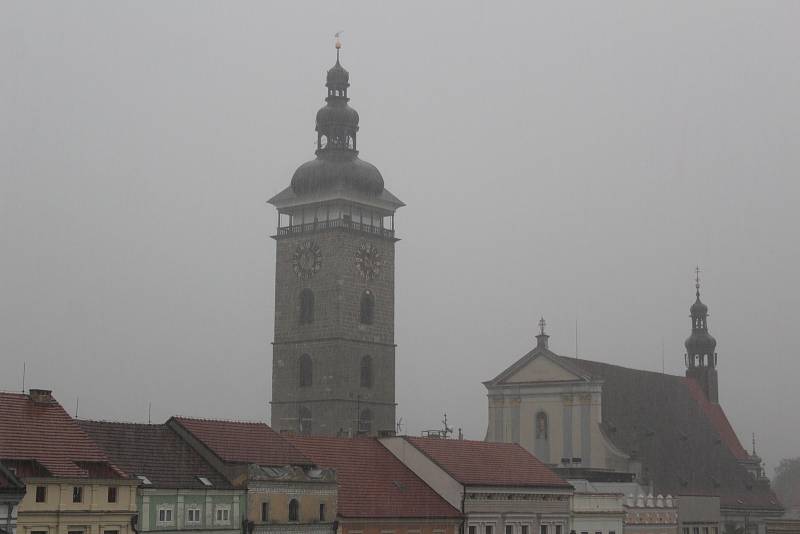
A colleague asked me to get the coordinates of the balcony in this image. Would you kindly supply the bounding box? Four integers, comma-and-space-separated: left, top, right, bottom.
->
275, 218, 395, 239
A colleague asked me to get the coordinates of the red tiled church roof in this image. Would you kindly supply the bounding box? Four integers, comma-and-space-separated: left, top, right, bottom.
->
684, 378, 749, 460
169, 417, 309, 466
79, 420, 231, 489
289, 436, 462, 519
405, 437, 571, 488
0, 391, 124, 479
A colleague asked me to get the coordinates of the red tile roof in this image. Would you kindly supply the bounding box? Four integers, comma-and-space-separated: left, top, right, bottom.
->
405, 437, 571, 488
684, 378, 749, 460
0, 391, 124, 479
169, 417, 309, 466
79, 420, 231, 489
288, 436, 461, 520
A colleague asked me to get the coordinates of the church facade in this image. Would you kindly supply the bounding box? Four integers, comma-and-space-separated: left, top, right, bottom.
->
484, 281, 784, 533
268, 42, 403, 437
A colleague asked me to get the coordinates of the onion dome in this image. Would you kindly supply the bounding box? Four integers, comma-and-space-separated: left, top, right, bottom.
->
290, 44, 384, 197
291, 152, 384, 195
326, 60, 349, 88
685, 328, 717, 356
690, 295, 708, 316
684, 268, 717, 358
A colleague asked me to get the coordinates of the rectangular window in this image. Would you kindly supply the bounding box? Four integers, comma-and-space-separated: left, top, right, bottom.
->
104, 530, 119, 534
506, 526, 514, 534
72, 487, 83, 503
703, 528, 709, 534
469, 527, 477, 534
261, 502, 269, 522
595, 531, 602, 534
159, 508, 174, 523
683, 529, 690, 534
216, 507, 230, 524
541, 526, 548, 534
319, 503, 326, 521
486, 526, 494, 534
187, 508, 201, 524
609, 531, 616, 534
694, 528, 700, 534
68, 530, 84, 534
107, 487, 118, 503
35, 486, 46, 503
522, 527, 529, 534
556, 527, 562, 534
712, 529, 718, 534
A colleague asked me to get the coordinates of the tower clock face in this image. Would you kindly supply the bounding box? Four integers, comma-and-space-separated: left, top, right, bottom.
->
293, 240, 322, 279
355, 241, 382, 280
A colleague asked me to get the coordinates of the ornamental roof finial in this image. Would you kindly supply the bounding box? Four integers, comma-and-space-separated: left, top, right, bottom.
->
695, 265, 702, 298
334, 31, 343, 62
539, 317, 547, 336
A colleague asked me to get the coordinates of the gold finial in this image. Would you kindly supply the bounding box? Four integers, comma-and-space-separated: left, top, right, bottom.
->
334, 31, 343, 50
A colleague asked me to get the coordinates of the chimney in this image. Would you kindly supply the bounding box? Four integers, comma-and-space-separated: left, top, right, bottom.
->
28, 389, 54, 404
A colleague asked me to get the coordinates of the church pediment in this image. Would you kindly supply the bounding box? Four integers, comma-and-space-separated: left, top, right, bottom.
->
487, 349, 590, 386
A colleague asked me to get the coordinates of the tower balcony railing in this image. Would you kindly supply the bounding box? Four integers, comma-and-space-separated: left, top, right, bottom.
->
276, 217, 395, 239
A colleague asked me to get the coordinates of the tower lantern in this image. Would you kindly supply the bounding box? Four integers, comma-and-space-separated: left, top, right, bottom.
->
684, 267, 719, 402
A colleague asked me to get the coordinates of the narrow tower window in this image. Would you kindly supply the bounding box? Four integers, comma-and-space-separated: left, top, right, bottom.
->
360, 355, 373, 388
299, 354, 313, 387
288, 499, 299, 522
358, 408, 373, 435
360, 290, 375, 324
299, 406, 312, 435
299, 289, 314, 324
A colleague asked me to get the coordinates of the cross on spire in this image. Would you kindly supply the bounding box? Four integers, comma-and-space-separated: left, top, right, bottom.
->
539, 317, 547, 336
695, 265, 702, 296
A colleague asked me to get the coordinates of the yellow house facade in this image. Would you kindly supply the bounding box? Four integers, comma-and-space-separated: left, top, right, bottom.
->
16, 479, 138, 534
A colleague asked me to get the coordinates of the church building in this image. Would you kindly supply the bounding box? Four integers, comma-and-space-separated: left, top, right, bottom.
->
484, 277, 784, 533
268, 39, 404, 437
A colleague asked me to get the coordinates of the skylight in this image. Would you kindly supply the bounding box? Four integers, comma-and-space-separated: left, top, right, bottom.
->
136, 475, 152, 485
197, 476, 213, 487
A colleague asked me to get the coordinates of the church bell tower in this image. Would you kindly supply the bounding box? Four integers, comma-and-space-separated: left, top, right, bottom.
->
268, 39, 404, 436
684, 268, 719, 402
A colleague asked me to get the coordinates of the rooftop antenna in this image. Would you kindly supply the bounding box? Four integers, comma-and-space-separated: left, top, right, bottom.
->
661, 337, 665, 374
21, 362, 26, 393
148, 402, 152, 424
396, 417, 404, 435
75, 397, 79, 419
752, 432, 757, 456
575, 319, 579, 359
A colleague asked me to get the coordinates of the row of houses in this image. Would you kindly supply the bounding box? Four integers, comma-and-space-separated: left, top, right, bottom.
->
0, 389, 751, 534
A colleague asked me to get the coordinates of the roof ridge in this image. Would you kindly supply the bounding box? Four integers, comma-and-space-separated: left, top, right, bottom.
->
559, 355, 683, 379
78, 418, 163, 427
172, 415, 269, 425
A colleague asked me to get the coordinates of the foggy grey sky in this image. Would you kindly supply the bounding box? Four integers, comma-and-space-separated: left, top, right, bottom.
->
2, 2, 798, 474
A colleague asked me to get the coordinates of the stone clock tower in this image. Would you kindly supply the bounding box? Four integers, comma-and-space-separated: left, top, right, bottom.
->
268, 42, 404, 437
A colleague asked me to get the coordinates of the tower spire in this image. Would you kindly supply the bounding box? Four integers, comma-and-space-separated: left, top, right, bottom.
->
684, 267, 719, 402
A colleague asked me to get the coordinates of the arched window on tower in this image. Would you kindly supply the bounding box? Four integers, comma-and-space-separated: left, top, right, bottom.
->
360, 290, 375, 324
358, 409, 373, 435
299, 354, 312, 387
288, 499, 299, 522
360, 355, 373, 388
299, 289, 314, 324
299, 406, 312, 435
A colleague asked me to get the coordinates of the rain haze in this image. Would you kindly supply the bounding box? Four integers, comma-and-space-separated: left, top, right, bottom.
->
1, 1, 799, 475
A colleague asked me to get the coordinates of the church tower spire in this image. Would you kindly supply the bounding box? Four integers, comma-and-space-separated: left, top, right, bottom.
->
684, 267, 719, 402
